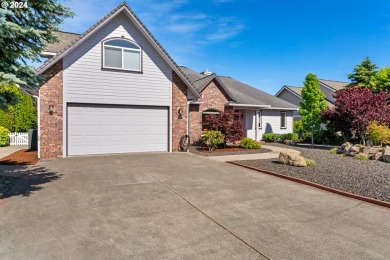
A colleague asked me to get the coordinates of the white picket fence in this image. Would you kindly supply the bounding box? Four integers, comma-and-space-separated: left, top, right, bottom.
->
8, 132, 29, 146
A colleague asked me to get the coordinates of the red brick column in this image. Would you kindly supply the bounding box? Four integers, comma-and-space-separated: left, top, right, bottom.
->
172, 72, 188, 152
39, 60, 63, 159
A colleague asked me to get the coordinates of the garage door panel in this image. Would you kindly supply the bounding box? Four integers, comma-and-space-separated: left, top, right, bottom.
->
68, 104, 168, 156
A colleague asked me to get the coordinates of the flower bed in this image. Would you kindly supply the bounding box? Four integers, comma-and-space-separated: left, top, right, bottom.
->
190, 146, 272, 157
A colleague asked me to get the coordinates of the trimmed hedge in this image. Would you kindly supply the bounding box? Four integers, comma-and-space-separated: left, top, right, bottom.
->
279, 133, 299, 142
262, 133, 280, 142
240, 138, 261, 149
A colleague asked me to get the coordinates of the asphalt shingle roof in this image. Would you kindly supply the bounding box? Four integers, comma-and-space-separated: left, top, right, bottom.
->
319, 79, 349, 90
285, 86, 302, 96
180, 67, 298, 109
44, 31, 81, 53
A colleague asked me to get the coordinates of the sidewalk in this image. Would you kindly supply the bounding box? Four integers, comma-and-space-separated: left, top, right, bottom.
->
0, 146, 28, 159
206, 145, 300, 162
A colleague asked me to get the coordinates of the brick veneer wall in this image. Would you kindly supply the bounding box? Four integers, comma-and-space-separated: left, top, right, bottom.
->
189, 79, 230, 143
172, 72, 188, 152
39, 60, 63, 159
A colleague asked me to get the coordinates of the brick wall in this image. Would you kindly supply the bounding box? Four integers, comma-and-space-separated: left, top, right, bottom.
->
39, 60, 63, 159
172, 72, 188, 152
189, 79, 230, 143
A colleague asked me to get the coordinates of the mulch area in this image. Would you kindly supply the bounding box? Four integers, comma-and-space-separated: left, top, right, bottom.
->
190, 146, 272, 157
0, 149, 39, 165
235, 143, 390, 202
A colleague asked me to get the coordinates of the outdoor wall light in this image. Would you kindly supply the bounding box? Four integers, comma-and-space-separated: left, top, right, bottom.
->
178, 107, 183, 119
48, 105, 54, 115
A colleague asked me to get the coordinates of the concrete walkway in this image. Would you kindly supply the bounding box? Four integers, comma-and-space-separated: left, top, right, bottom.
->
1, 153, 389, 259
0, 145, 28, 159
207, 144, 300, 162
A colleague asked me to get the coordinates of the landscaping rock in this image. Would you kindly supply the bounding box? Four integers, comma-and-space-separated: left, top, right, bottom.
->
361, 147, 381, 155
370, 152, 383, 161
279, 151, 307, 167
382, 146, 390, 163
338, 142, 352, 154
350, 144, 361, 153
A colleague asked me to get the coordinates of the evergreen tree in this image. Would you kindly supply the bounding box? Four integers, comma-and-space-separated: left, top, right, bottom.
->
0, 0, 73, 88
299, 74, 328, 137
348, 57, 378, 88
373, 67, 390, 92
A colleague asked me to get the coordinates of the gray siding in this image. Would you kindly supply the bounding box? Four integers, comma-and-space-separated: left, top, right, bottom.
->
319, 83, 336, 103
245, 110, 294, 141
277, 89, 302, 106
63, 13, 172, 106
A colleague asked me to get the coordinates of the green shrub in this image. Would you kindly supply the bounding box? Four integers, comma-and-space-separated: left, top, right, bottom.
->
368, 121, 390, 146
279, 133, 299, 142
354, 153, 369, 161
240, 138, 261, 149
293, 120, 304, 134
202, 130, 224, 151
328, 148, 338, 154
262, 133, 280, 142
0, 126, 10, 147
305, 159, 316, 166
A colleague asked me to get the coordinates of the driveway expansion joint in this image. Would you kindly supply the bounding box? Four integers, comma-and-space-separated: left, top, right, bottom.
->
141, 167, 271, 260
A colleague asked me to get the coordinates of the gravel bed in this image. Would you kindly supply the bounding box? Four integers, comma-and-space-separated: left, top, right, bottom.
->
236, 143, 390, 202
190, 146, 272, 157
0, 175, 20, 197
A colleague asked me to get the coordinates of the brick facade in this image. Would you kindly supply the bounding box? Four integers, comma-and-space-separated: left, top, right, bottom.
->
39, 60, 63, 159
172, 72, 188, 151
189, 79, 230, 143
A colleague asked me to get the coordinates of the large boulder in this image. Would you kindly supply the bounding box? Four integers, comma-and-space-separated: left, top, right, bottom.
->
350, 144, 361, 154
382, 146, 390, 163
361, 146, 381, 155
370, 152, 382, 161
338, 142, 352, 154
279, 151, 307, 167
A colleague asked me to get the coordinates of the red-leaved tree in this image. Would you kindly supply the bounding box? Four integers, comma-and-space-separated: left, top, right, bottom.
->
203, 110, 245, 144
321, 87, 390, 145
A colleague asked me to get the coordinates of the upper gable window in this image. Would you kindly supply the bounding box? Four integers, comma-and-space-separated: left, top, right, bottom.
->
103, 39, 142, 72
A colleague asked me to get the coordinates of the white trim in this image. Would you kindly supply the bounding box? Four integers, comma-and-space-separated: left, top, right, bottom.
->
266, 107, 298, 111
41, 51, 57, 58
37, 5, 201, 99
228, 103, 271, 108
280, 111, 287, 129
36, 93, 40, 158
257, 110, 262, 129
275, 86, 302, 99
102, 39, 142, 72
319, 81, 337, 91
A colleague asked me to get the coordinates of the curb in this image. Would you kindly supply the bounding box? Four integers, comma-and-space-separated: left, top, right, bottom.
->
228, 161, 390, 209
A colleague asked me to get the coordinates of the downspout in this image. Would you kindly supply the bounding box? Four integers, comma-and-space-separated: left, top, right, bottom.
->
33, 94, 40, 159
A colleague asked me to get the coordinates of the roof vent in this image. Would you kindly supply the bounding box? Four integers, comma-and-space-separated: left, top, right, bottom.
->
201, 69, 213, 76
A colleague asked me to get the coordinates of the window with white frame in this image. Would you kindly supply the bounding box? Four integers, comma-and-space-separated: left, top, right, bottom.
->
257, 110, 262, 129
103, 39, 142, 71
280, 111, 287, 129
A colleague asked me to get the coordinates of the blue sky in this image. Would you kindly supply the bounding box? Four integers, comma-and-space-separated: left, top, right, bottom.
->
52, 0, 390, 94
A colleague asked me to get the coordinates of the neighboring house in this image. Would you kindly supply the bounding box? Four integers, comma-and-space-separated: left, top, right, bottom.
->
37, 2, 298, 159
275, 79, 349, 120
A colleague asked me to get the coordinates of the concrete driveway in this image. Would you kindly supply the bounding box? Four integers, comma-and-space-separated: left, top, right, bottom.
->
0, 153, 389, 259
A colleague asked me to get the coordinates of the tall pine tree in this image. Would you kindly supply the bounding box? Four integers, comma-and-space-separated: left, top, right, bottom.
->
0, 0, 73, 88
348, 57, 378, 88
299, 74, 328, 139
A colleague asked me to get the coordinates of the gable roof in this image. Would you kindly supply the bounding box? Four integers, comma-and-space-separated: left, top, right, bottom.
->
275, 85, 303, 98
180, 67, 298, 110
44, 31, 81, 53
318, 79, 349, 91
179, 66, 235, 101
37, 2, 200, 98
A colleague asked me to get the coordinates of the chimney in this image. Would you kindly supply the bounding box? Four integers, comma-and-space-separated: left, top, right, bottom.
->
201, 69, 213, 76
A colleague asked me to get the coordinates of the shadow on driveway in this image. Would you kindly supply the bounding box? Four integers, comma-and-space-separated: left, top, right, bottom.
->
0, 165, 61, 199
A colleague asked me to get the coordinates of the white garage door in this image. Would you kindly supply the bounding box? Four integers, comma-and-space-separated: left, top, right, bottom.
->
67, 104, 169, 156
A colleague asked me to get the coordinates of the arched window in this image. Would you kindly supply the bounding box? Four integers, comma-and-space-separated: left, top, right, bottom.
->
103, 38, 142, 71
